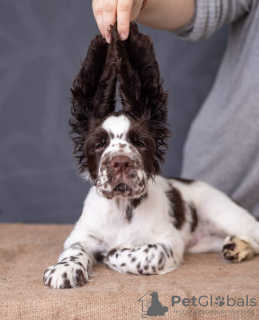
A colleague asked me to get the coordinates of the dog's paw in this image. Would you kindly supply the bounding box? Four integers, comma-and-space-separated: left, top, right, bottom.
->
105, 244, 176, 275
222, 235, 254, 263
43, 259, 89, 289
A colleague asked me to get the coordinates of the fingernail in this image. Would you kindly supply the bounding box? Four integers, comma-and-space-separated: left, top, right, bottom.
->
120, 33, 126, 40
106, 36, 111, 43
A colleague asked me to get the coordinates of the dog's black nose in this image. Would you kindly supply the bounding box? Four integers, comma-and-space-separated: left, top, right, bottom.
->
111, 156, 134, 173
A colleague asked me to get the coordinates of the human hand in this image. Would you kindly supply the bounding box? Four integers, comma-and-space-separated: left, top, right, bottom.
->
92, 0, 143, 43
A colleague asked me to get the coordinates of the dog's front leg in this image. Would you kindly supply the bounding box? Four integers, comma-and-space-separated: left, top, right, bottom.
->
105, 242, 183, 275
43, 242, 92, 289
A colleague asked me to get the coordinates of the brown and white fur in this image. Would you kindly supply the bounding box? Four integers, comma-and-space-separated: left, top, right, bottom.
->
43, 23, 259, 289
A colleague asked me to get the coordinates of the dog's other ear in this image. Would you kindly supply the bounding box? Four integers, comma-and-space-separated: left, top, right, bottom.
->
110, 23, 141, 109
70, 34, 117, 125
115, 22, 170, 168
70, 34, 116, 173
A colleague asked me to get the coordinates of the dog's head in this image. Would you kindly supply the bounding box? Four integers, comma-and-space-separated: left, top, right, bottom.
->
70, 22, 170, 199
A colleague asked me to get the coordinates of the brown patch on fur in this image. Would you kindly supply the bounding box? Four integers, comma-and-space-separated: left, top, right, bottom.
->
62, 279, 72, 289
171, 177, 195, 184
70, 256, 78, 262
158, 251, 165, 265
127, 124, 158, 176
190, 204, 198, 232
131, 193, 148, 208
85, 128, 110, 180
62, 272, 67, 280
75, 269, 87, 286
159, 243, 170, 258
107, 248, 117, 258
167, 187, 186, 229
94, 251, 105, 262
126, 205, 133, 222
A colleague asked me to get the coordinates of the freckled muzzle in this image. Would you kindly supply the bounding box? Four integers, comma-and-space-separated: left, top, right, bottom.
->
96, 151, 147, 199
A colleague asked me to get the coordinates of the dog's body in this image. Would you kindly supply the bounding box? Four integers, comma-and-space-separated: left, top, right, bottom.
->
43, 23, 259, 289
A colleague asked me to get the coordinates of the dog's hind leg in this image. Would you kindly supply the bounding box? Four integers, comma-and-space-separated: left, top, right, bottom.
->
221, 235, 254, 262
187, 235, 224, 254
176, 180, 259, 262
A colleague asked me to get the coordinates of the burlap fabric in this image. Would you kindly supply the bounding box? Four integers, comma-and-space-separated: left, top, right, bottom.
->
0, 223, 259, 320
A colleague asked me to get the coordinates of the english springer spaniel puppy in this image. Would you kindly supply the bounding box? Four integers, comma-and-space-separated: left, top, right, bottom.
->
43, 23, 259, 289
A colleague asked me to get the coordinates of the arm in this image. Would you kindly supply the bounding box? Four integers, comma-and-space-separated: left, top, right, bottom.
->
92, 0, 253, 42
136, 0, 195, 31
174, 0, 254, 41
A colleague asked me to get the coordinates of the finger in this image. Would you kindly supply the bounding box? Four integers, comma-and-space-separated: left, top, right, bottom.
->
92, 0, 105, 37
117, 0, 133, 40
102, 0, 117, 42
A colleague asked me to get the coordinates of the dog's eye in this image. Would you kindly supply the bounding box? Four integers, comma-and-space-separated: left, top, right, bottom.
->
95, 142, 106, 150
135, 141, 144, 148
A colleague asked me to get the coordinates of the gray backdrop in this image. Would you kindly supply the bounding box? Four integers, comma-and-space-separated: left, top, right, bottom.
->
0, 0, 227, 223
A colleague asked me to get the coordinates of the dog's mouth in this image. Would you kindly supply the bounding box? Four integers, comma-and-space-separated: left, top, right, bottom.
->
112, 182, 132, 196
96, 175, 147, 199
96, 162, 147, 199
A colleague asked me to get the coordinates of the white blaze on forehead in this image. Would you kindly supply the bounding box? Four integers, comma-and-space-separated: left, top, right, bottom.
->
101, 115, 130, 137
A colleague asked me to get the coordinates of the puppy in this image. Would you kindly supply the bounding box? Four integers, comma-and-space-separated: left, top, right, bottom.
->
43, 23, 259, 289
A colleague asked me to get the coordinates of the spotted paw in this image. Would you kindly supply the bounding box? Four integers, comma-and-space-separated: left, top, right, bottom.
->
222, 235, 254, 263
43, 258, 89, 289
105, 244, 176, 275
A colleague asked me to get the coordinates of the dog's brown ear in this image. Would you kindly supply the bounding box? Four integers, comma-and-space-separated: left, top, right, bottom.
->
115, 22, 168, 119
110, 23, 141, 111
70, 34, 117, 172
113, 22, 170, 165
70, 35, 117, 127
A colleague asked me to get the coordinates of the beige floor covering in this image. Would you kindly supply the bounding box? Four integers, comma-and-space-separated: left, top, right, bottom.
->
0, 223, 259, 320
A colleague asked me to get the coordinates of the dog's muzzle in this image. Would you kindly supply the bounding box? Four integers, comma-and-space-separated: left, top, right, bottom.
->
110, 156, 134, 195
96, 154, 147, 199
